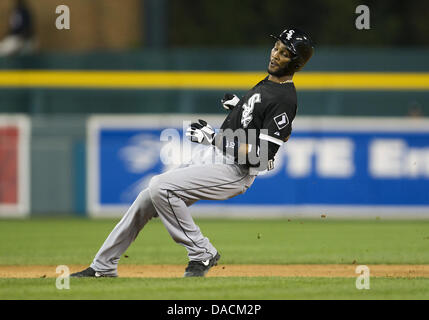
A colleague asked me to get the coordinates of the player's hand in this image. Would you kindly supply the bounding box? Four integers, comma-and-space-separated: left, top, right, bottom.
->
221, 93, 240, 110
186, 119, 215, 145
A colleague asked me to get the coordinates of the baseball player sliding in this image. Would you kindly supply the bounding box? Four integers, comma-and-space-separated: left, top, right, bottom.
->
71, 28, 314, 278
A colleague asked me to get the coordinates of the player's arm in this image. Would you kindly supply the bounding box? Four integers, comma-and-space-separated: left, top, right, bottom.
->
186, 119, 215, 145
221, 93, 241, 111
246, 102, 294, 171
237, 141, 278, 170
238, 134, 290, 155
213, 133, 288, 170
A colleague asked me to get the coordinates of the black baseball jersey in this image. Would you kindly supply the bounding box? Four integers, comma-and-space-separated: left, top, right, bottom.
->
217, 76, 297, 169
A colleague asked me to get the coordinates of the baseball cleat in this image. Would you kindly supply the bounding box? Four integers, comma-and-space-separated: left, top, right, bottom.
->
183, 253, 221, 277
70, 267, 117, 278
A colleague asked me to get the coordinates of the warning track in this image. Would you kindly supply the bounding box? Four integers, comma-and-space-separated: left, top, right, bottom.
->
1, 264, 429, 278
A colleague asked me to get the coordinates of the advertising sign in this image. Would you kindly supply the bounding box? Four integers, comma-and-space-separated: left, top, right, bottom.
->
0, 115, 30, 217
88, 116, 429, 218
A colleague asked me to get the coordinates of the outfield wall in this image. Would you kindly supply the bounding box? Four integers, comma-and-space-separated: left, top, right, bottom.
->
1, 114, 428, 218
1, 48, 429, 117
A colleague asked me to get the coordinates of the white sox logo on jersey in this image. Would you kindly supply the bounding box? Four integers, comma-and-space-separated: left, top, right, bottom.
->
241, 93, 261, 128
274, 112, 289, 130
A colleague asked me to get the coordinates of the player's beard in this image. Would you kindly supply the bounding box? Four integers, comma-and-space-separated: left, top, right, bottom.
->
267, 64, 292, 77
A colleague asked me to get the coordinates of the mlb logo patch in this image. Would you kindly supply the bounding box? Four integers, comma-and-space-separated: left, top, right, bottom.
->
274, 113, 289, 130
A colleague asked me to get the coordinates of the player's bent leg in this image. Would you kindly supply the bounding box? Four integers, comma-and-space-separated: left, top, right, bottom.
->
71, 188, 157, 278
148, 163, 255, 275
149, 175, 218, 262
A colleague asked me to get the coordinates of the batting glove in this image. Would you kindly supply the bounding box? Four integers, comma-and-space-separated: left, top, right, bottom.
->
221, 93, 240, 110
186, 119, 215, 145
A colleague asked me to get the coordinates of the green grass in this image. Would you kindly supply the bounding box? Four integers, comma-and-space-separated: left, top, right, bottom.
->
1, 277, 429, 300
1, 218, 429, 265
0, 217, 428, 300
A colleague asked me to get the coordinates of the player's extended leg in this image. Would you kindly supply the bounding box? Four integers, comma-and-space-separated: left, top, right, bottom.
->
72, 188, 157, 277
148, 162, 254, 275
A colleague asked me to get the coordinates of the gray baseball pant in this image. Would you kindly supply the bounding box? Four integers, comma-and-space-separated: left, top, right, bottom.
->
90, 147, 255, 276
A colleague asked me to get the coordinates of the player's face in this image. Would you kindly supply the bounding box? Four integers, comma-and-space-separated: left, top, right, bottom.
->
268, 41, 292, 77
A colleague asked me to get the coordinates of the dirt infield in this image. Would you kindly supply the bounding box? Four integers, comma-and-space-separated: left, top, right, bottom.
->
1, 264, 429, 278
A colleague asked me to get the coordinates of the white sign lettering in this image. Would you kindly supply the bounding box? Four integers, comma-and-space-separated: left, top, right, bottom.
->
369, 139, 429, 178
284, 138, 355, 178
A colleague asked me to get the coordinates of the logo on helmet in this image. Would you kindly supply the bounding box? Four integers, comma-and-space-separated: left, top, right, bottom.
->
285, 30, 295, 40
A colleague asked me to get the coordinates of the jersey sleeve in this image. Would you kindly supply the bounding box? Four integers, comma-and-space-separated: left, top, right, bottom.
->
259, 101, 295, 147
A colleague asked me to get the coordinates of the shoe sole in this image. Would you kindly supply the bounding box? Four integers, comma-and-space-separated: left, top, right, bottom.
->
70, 274, 118, 278
70, 272, 118, 278
184, 254, 221, 278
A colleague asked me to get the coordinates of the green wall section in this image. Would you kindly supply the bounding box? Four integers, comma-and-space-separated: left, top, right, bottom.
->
30, 116, 86, 215
1, 89, 428, 117
1, 47, 429, 71
1, 48, 428, 215
1, 48, 428, 117
298, 91, 428, 117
